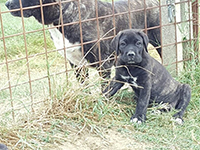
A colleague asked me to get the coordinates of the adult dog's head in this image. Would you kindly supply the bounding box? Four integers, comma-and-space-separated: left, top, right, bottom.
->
5, 0, 59, 24
5, 0, 42, 17
111, 29, 149, 65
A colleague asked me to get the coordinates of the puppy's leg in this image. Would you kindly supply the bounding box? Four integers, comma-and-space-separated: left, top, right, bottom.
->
130, 87, 151, 123
98, 66, 112, 91
103, 78, 124, 97
70, 63, 89, 83
172, 84, 191, 124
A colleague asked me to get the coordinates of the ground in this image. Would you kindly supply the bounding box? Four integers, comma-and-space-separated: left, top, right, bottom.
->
52, 129, 148, 150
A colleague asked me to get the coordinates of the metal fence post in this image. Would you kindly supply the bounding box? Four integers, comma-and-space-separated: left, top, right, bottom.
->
192, 0, 199, 60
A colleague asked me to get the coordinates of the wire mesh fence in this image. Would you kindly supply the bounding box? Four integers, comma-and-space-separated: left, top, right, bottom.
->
0, 0, 199, 121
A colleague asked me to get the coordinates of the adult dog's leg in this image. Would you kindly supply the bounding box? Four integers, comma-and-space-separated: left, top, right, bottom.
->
173, 84, 191, 121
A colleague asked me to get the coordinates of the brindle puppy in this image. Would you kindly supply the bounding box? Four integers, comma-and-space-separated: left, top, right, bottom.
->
103, 29, 191, 124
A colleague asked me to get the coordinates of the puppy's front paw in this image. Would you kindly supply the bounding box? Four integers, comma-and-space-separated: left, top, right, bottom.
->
171, 118, 184, 125
130, 114, 146, 124
172, 113, 184, 125
130, 118, 142, 124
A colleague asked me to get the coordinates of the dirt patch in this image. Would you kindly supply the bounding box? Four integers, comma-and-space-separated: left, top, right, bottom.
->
53, 129, 148, 150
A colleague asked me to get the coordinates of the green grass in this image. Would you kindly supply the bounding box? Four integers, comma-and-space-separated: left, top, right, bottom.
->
0, 0, 200, 150
0, 1, 66, 110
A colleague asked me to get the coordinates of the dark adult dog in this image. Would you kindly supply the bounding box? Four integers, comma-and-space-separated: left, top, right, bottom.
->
103, 29, 191, 124
5, 0, 161, 83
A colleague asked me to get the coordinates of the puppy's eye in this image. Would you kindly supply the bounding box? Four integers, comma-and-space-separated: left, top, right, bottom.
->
136, 41, 142, 47
120, 42, 126, 47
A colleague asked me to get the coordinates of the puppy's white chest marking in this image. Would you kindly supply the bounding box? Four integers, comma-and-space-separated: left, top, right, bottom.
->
120, 75, 138, 87
48, 25, 87, 66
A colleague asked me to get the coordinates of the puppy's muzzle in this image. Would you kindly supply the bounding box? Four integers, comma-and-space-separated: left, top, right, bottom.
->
126, 50, 143, 64
126, 51, 136, 64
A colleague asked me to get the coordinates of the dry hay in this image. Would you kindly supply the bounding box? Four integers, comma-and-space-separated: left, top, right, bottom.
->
0, 71, 134, 149
0, 45, 160, 149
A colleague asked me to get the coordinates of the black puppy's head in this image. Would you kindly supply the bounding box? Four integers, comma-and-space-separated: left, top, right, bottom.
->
111, 29, 149, 64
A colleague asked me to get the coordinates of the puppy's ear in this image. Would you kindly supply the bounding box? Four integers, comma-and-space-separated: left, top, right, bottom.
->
138, 31, 149, 53
111, 31, 123, 55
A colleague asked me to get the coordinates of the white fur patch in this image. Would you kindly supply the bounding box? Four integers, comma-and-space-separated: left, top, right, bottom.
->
175, 118, 183, 125
120, 75, 138, 87
130, 118, 138, 123
171, 118, 183, 125
130, 118, 142, 124
48, 24, 87, 66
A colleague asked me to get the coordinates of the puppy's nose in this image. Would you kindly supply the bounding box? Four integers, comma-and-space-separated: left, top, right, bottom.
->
127, 51, 135, 57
